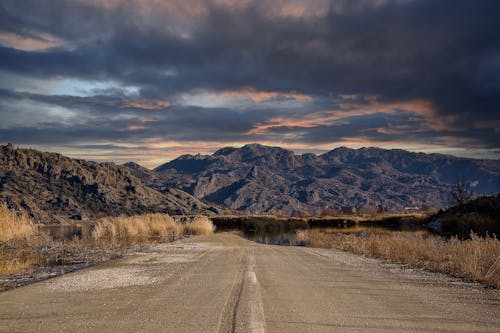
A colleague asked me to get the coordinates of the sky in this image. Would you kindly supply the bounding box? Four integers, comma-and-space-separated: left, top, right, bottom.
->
0, 0, 499, 168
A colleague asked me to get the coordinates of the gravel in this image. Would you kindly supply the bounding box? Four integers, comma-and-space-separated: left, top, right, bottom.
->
47, 267, 160, 292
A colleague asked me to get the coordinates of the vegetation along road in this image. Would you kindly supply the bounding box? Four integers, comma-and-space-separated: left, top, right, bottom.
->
0, 233, 498, 332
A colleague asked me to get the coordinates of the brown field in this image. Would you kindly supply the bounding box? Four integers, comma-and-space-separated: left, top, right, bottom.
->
297, 229, 500, 287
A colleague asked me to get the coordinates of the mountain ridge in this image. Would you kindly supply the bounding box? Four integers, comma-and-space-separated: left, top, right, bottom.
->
127, 144, 499, 215
0, 144, 222, 223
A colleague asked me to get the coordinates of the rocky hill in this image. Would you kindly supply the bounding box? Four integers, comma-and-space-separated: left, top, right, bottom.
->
128, 144, 500, 215
0, 144, 221, 223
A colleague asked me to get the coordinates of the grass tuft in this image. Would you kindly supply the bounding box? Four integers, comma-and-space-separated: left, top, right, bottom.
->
182, 216, 215, 235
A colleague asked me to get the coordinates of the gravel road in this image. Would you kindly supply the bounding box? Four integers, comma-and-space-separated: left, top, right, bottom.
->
0, 233, 498, 332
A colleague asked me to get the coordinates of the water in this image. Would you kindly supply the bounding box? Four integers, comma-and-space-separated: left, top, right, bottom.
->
38, 223, 94, 241
243, 229, 302, 246
240, 224, 431, 246
37, 219, 431, 245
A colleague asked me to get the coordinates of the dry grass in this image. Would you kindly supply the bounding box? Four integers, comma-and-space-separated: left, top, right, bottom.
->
0, 204, 51, 276
0, 206, 215, 281
0, 204, 37, 245
91, 214, 215, 245
182, 216, 215, 235
91, 214, 182, 244
0, 259, 37, 275
297, 230, 500, 287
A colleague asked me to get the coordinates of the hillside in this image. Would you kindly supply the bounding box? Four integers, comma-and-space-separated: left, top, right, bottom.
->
428, 195, 500, 238
127, 144, 500, 215
0, 144, 221, 223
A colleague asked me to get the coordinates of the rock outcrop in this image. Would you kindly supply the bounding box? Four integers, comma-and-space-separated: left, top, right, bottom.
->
0, 145, 221, 223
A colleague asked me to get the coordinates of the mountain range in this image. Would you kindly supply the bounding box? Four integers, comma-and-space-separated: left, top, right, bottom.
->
0, 144, 221, 223
1, 143, 498, 221
126, 144, 500, 215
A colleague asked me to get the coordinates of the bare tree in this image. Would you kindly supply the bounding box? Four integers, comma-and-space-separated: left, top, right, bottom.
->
450, 178, 472, 206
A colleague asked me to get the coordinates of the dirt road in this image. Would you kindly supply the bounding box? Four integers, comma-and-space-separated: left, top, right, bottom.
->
1, 233, 499, 332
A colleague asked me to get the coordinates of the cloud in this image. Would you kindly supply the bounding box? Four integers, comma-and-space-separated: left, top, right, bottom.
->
0, 31, 66, 51
0, 0, 499, 162
218, 87, 312, 103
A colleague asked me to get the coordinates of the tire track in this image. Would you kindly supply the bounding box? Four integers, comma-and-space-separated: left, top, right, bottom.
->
217, 249, 246, 333
217, 250, 266, 333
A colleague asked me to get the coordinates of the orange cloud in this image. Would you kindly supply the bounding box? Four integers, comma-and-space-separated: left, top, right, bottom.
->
218, 87, 312, 102
64, 96, 170, 110
337, 94, 434, 116
247, 111, 342, 135
262, 0, 329, 18
122, 100, 171, 110
127, 125, 146, 131
0, 31, 66, 51
338, 95, 466, 132
125, 117, 155, 131
248, 95, 448, 135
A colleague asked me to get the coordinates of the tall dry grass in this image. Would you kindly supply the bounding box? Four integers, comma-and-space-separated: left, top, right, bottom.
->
0, 207, 215, 280
0, 205, 50, 276
91, 214, 215, 244
0, 204, 37, 245
92, 214, 182, 244
182, 216, 215, 235
297, 230, 500, 287
0, 260, 35, 275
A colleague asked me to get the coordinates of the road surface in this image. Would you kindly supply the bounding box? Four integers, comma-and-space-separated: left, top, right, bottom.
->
0, 233, 499, 332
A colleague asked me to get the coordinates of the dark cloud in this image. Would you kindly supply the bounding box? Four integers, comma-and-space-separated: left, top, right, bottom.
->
0, 0, 499, 160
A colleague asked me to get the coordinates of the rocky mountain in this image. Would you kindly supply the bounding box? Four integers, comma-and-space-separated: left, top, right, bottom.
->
0, 144, 221, 223
122, 162, 170, 185
128, 144, 500, 215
